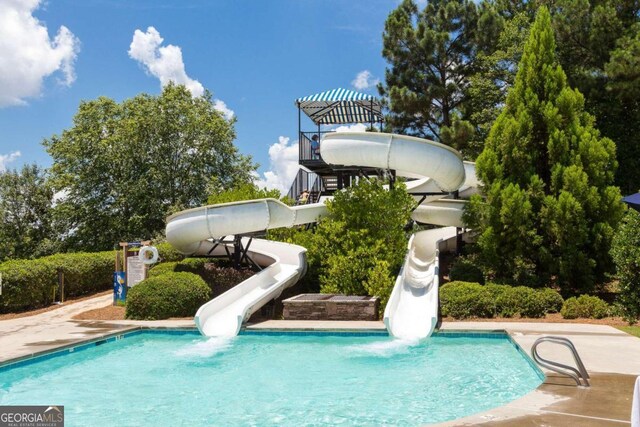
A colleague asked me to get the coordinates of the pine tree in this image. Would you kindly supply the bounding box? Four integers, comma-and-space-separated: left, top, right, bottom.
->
464, 7, 624, 293
379, 0, 502, 157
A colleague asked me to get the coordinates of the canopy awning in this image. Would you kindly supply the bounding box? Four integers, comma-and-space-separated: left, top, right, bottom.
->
295, 88, 383, 125
623, 193, 640, 212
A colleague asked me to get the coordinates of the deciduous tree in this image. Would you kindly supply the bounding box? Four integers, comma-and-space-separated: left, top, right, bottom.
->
0, 164, 56, 260
45, 83, 255, 251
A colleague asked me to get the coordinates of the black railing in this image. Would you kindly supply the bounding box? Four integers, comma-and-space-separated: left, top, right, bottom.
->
299, 130, 335, 162
287, 169, 325, 203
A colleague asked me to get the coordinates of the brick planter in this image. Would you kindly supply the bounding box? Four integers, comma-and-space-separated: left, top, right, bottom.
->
282, 294, 379, 321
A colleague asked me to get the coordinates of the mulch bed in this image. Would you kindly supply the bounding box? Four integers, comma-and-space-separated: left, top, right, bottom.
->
72, 305, 126, 321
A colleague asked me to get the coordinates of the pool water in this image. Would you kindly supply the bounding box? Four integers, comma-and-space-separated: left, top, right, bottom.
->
0, 331, 542, 426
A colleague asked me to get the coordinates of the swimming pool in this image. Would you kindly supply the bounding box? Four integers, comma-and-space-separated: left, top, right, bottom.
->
0, 330, 543, 426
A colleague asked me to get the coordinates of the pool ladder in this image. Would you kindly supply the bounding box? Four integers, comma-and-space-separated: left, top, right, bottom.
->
531, 336, 590, 387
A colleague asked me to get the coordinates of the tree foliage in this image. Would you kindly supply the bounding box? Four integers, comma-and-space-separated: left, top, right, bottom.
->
379, 0, 503, 157
314, 179, 414, 307
207, 182, 283, 205
464, 7, 624, 293
270, 179, 414, 309
44, 83, 255, 251
0, 164, 57, 261
611, 210, 640, 324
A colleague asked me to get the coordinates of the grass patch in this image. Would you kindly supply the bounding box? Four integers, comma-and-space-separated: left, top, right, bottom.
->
617, 325, 640, 338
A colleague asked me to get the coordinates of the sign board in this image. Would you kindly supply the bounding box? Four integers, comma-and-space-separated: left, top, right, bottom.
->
126, 256, 146, 287
113, 272, 126, 306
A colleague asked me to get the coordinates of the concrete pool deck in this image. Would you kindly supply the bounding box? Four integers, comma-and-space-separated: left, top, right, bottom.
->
1, 294, 639, 426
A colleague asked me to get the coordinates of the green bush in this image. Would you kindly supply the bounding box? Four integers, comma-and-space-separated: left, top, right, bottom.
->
147, 258, 254, 296
440, 281, 494, 319
363, 260, 394, 315
441, 281, 563, 319
538, 288, 564, 314
156, 242, 184, 262
561, 295, 610, 319
610, 210, 640, 324
0, 251, 114, 313
174, 258, 209, 273
148, 262, 179, 278
449, 258, 485, 285
125, 272, 211, 320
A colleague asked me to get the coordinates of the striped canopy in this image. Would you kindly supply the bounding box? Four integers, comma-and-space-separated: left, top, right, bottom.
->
296, 88, 383, 125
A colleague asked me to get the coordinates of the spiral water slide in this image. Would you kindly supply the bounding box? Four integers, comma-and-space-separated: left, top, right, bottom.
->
321, 133, 476, 340
166, 132, 475, 338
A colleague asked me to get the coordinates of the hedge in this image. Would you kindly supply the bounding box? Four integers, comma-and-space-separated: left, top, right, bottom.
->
440, 281, 494, 319
440, 281, 564, 319
148, 258, 254, 296
561, 295, 610, 319
449, 258, 485, 285
156, 242, 184, 263
125, 272, 211, 320
0, 251, 114, 313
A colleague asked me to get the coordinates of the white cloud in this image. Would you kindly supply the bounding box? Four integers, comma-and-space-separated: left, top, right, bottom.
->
0, 0, 80, 107
253, 136, 300, 195
0, 151, 21, 172
213, 99, 234, 121
333, 123, 368, 133
129, 26, 204, 97
351, 70, 379, 91
128, 26, 234, 119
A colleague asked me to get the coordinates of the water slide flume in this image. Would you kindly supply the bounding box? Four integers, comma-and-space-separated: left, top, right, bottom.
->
321, 132, 474, 340
166, 132, 475, 338
166, 200, 326, 336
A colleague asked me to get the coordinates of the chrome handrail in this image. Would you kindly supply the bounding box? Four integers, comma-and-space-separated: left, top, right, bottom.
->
531, 336, 590, 387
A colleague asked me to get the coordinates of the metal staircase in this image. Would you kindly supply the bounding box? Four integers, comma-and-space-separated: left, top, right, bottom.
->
531, 336, 590, 387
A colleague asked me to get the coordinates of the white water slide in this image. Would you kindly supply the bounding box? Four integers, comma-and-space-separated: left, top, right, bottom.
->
166, 132, 476, 338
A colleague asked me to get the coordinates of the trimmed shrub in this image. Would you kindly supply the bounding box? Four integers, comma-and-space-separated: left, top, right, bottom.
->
441, 281, 563, 319
147, 258, 254, 297
561, 295, 610, 319
148, 262, 179, 278
156, 242, 184, 262
175, 258, 209, 274
449, 258, 485, 285
440, 281, 494, 319
538, 288, 564, 314
125, 272, 211, 320
0, 251, 114, 313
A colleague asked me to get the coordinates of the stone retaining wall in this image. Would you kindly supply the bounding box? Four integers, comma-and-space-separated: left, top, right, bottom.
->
283, 294, 379, 321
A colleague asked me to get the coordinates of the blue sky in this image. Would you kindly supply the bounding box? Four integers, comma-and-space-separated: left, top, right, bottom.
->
0, 0, 399, 193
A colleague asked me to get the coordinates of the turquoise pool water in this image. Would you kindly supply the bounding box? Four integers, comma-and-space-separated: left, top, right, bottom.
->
0, 331, 542, 426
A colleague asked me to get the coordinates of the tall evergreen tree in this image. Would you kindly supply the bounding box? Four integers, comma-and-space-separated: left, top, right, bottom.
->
464, 7, 624, 293
379, 0, 502, 157
549, 0, 640, 194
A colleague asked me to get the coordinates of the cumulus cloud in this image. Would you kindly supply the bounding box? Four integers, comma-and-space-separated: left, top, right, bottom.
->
213, 99, 234, 121
0, 151, 21, 172
128, 26, 234, 119
334, 123, 368, 132
253, 136, 300, 195
351, 70, 379, 91
0, 0, 80, 107
129, 26, 204, 96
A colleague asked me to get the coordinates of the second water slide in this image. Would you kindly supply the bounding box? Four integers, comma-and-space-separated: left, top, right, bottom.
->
321, 132, 475, 339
